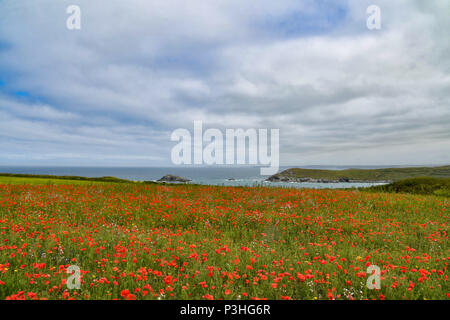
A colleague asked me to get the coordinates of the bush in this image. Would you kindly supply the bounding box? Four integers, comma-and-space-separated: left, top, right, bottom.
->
364, 177, 450, 196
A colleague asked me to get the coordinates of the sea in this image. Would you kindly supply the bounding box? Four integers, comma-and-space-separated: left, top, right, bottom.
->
0, 166, 391, 189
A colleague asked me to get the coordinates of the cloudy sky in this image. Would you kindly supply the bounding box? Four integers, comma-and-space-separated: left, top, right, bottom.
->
0, 0, 449, 167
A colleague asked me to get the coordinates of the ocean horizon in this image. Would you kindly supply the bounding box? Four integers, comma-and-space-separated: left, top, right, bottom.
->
0, 165, 414, 189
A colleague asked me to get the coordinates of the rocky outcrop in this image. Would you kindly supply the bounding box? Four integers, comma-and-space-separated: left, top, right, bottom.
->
157, 174, 191, 183
266, 173, 390, 183
267, 175, 338, 183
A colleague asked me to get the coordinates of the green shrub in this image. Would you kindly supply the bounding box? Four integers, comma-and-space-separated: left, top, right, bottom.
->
364, 177, 450, 196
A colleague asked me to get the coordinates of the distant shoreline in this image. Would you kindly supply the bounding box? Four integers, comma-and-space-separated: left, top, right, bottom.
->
266, 165, 450, 183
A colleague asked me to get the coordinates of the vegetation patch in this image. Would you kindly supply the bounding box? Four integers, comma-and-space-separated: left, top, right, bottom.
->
363, 177, 450, 197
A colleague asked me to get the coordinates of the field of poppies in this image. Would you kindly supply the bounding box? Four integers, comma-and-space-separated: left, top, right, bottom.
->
0, 181, 448, 300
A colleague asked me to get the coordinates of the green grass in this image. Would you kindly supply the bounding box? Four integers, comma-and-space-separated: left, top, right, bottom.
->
0, 173, 187, 187
0, 176, 112, 185
0, 173, 133, 184
273, 165, 450, 182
